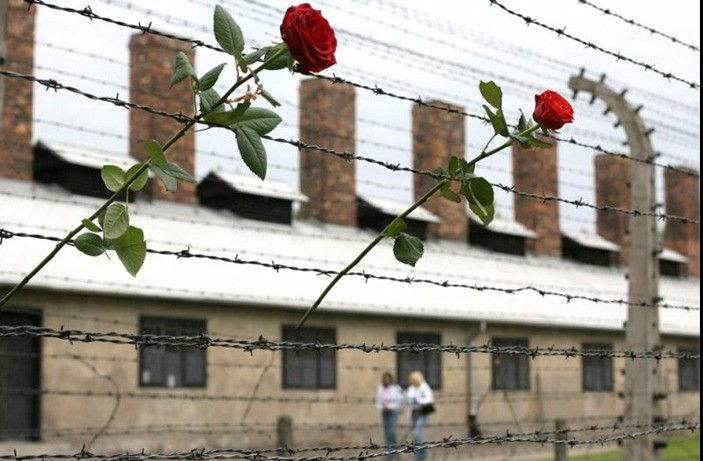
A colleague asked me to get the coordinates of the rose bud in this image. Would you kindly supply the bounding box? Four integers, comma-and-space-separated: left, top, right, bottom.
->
281, 3, 337, 75
533, 90, 575, 130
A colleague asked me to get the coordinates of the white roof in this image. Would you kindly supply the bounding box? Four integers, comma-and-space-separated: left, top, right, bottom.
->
470, 216, 537, 238
358, 194, 441, 223
562, 231, 621, 252
38, 140, 139, 171
208, 170, 308, 202
0, 179, 699, 337
660, 248, 689, 264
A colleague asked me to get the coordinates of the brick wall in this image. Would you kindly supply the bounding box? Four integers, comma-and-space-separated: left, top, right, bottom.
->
412, 103, 468, 241
0, 0, 35, 180
594, 155, 632, 266
664, 168, 700, 277
512, 141, 561, 257
129, 34, 196, 204
298, 78, 356, 226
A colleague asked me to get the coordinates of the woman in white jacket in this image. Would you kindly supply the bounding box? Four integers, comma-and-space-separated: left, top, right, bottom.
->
375, 372, 404, 450
405, 370, 434, 461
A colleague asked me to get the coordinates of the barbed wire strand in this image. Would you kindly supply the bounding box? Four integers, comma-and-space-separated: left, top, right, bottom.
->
2, 68, 699, 223
0, 325, 699, 359
485, 0, 699, 90
1, 228, 698, 311
573, 0, 700, 52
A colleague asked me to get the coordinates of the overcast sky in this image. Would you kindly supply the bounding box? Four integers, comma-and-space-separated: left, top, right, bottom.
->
31, 0, 700, 232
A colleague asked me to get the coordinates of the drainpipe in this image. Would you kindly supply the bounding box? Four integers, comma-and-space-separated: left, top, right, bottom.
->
467, 320, 487, 437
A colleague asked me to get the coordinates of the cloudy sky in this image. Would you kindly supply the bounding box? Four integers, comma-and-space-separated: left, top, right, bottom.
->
31, 0, 700, 232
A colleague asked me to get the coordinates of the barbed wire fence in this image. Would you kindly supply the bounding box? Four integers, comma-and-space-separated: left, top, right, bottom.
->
1, 0, 700, 460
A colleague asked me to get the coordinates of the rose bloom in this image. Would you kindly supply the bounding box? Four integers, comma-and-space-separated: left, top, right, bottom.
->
533, 90, 574, 130
281, 4, 337, 74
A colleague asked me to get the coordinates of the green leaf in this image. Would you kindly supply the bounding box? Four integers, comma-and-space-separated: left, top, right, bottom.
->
260, 89, 281, 108
393, 233, 424, 267
235, 107, 282, 135
97, 210, 106, 229
194, 63, 226, 91
111, 226, 147, 277
126, 164, 148, 191
458, 158, 475, 175
263, 47, 292, 70
463, 177, 494, 207
440, 183, 462, 203
199, 88, 224, 114
469, 201, 495, 226
232, 101, 251, 119
479, 81, 503, 110
103, 203, 130, 239
149, 164, 178, 192
235, 126, 267, 180
164, 162, 197, 183
483, 105, 509, 137
433, 166, 449, 184
517, 110, 528, 132
101, 165, 125, 192
74, 233, 106, 257
527, 136, 553, 149
82, 218, 101, 233
213, 5, 245, 56
384, 218, 407, 238
170, 51, 196, 87
205, 110, 242, 126
146, 140, 167, 168
448, 156, 460, 177
243, 47, 270, 65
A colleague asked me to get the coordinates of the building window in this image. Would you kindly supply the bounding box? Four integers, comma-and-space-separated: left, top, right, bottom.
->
139, 317, 206, 388
397, 332, 442, 389
582, 342, 614, 392
492, 338, 530, 390
679, 348, 700, 391
282, 326, 336, 389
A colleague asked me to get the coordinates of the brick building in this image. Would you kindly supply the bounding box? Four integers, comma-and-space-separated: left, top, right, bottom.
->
0, 2, 700, 459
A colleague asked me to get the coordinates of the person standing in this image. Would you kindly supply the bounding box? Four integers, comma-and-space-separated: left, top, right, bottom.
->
376, 372, 403, 451
406, 370, 434, 461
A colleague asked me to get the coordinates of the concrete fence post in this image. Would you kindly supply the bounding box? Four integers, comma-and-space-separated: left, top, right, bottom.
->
555, 418, 568, 461
277, 415, 293, 454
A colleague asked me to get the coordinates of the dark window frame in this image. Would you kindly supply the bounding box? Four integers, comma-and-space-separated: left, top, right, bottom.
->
396, 332, 442, 389
282, 326, 337, 390
491, 338, 530, 390
678, 348, 700, 392
581, 342, 614, 392
138, 316, 207, 388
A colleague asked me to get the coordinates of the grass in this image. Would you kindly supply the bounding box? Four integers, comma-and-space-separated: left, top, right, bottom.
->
534, 433, 699, 461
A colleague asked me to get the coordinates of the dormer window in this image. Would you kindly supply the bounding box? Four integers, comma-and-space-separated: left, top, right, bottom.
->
357, 194, 440, 240
197, 171, 308, 225
561, 232, 619, 267
33, 141, 139, 201
469, 218, 536, 256
659, 249, 688, 277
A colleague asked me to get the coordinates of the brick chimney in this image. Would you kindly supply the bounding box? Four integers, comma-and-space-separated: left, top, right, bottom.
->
664, 168, 700, 277
0, 0, 35, 180
594, 154, 632, 266
412, 103, 467, 241
129, 34, 195, 204
512, 141, 561, 257
298, 78, 356, 226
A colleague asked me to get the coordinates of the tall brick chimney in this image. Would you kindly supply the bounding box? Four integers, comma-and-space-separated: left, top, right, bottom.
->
412, 103, 468, 241
129, 34, 195, 204
594, 154, 632, 266
298, 78, 356, 226
664, 168, 700, 277
0, 0, 35, 180
512, 141, 561, 257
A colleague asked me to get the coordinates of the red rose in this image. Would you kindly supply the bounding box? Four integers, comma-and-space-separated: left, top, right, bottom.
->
280, 4, 337, 75
533, 90, 574, 130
